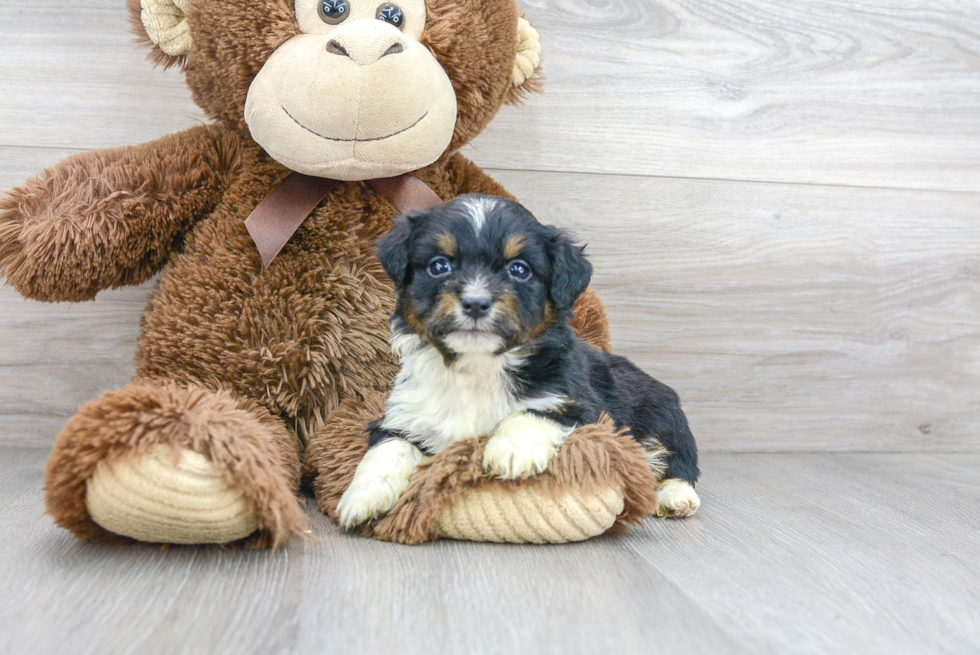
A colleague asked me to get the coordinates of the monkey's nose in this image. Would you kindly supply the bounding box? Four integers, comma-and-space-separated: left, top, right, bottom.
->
325, 30, 406, 65
325, 40, 350, 58
460, 296, 492, 320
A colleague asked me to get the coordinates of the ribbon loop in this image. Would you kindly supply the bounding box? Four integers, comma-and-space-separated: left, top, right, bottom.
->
244, 173, 443, 268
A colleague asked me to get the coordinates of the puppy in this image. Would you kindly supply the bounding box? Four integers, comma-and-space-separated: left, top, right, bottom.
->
336, 194, 700, 528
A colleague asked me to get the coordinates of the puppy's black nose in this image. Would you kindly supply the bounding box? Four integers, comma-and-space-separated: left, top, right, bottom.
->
461, 296, 492, 319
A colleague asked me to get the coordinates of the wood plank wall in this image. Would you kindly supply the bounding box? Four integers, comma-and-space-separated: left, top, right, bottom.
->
0, 1, 978, 451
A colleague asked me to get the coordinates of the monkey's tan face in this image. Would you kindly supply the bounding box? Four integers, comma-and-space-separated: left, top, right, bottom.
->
244, 0, 457, 180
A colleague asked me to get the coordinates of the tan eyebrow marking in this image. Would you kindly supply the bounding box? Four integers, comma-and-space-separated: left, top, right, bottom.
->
503, 234, 526, 260
436, 232, 457, 257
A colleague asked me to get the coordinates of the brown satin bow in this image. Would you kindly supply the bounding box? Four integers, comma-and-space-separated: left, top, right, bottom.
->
244, 172, 444, 268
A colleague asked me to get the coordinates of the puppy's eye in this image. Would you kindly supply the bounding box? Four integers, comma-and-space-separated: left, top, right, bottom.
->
427, 257, 453, 277
507, 260, 532, 281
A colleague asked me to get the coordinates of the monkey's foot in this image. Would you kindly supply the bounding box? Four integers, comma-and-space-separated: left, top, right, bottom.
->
86, 444, 259, 544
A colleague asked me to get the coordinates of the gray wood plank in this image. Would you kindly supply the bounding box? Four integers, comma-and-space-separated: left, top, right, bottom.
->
474, 0, 980, 191
0, 6, 205, 150
625, 453, 980, 655
3, 158, 977, 452
2, 2, 979, 190
0, 284, 147, 446
2, 448, 978, 655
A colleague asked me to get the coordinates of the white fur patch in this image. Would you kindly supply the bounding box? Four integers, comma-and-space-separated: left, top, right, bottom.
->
442, 331, 503, 354
390, 328, 424, 359
463, 195, 500, 234
483, 412, 573, 480
337, 438, 426, 529
655, 478, 700, 518
462, 276, 490, 299
382, 335, 565, 454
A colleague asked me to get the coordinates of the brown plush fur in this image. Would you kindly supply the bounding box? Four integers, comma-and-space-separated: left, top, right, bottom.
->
568, 287, 613, 353
0, 0, 643, 548
0, 126, 240, 302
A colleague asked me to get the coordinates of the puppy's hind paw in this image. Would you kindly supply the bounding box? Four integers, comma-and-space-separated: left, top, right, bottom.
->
656, 478, 700, 518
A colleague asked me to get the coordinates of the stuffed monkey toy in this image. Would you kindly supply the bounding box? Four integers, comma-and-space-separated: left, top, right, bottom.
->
0, 0, 696, 547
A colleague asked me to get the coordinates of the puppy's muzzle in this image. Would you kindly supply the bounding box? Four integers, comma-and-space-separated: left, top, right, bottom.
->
460, 295, 492, 320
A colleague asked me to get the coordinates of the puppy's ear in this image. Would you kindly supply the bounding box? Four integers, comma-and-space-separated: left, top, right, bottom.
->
376, 212, 423, 287
547, 229, 593, 312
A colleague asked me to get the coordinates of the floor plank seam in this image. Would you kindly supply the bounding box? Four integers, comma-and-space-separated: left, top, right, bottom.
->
481, 165, 980, 196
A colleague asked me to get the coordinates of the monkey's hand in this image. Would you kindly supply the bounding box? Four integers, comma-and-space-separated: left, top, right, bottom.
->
0, 125, 238, 302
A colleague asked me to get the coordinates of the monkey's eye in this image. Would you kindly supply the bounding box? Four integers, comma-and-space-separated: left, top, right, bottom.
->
507, 260, 532, 281
319, 0, 350, 24
427, 257, 453, 278
376, 3, 405, 29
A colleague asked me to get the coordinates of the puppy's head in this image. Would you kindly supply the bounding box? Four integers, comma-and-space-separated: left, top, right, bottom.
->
377, 194, 592, 358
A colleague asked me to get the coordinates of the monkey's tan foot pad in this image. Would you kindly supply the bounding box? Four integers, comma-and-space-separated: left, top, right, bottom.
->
433, 485, 624, 544
86, 444, 259, 544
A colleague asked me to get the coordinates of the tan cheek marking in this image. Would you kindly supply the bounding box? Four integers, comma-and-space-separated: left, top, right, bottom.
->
404, 301, 427, 336
435, 232, 457, 258
494, 293, 521, 332
503, 235, 526, 261
544, 300, 556, 325
432, 290, 460, 322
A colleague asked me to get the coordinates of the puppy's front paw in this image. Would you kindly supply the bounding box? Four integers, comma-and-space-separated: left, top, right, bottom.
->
483, 413, 571, 480
337, 476, 405, 529
656, 478, 700, 518
336, 439, 424, 529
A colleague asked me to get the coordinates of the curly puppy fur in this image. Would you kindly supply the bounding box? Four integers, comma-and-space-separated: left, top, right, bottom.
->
0, 0, 621, 546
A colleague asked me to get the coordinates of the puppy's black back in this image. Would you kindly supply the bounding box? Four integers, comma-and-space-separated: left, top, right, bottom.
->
581, 344, 700, 484
513, 325, 700, 485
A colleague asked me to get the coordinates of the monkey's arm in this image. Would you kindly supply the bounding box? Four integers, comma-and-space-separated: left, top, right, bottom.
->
0, 125, 239, 302
446, 153, 612, 352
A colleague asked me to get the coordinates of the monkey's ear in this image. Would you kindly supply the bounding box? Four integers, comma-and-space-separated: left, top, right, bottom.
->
505, 17, 543, 105
127, 0, 192, 69
547, 229, 593, 313
376, 212, 424, 288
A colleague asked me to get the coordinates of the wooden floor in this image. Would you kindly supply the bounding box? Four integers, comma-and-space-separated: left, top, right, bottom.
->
1, 0, 979, 653
2, 447, 978, 655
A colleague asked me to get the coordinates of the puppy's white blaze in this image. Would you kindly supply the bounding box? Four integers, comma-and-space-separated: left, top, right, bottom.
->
461, 276, 490, 299
463, 195, 500, 234
655, 478, 700, 518
337, 438, 425, 529
382, 342, 565, 454
483, 412, 574, 480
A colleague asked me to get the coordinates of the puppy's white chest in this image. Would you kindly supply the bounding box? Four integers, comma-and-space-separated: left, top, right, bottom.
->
382, 347, 524, 453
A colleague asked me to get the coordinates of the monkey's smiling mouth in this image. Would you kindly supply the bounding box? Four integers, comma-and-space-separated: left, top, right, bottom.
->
282, 106, 428, 143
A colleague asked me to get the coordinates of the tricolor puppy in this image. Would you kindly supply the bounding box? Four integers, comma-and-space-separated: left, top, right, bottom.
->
336, 194, 700, 528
